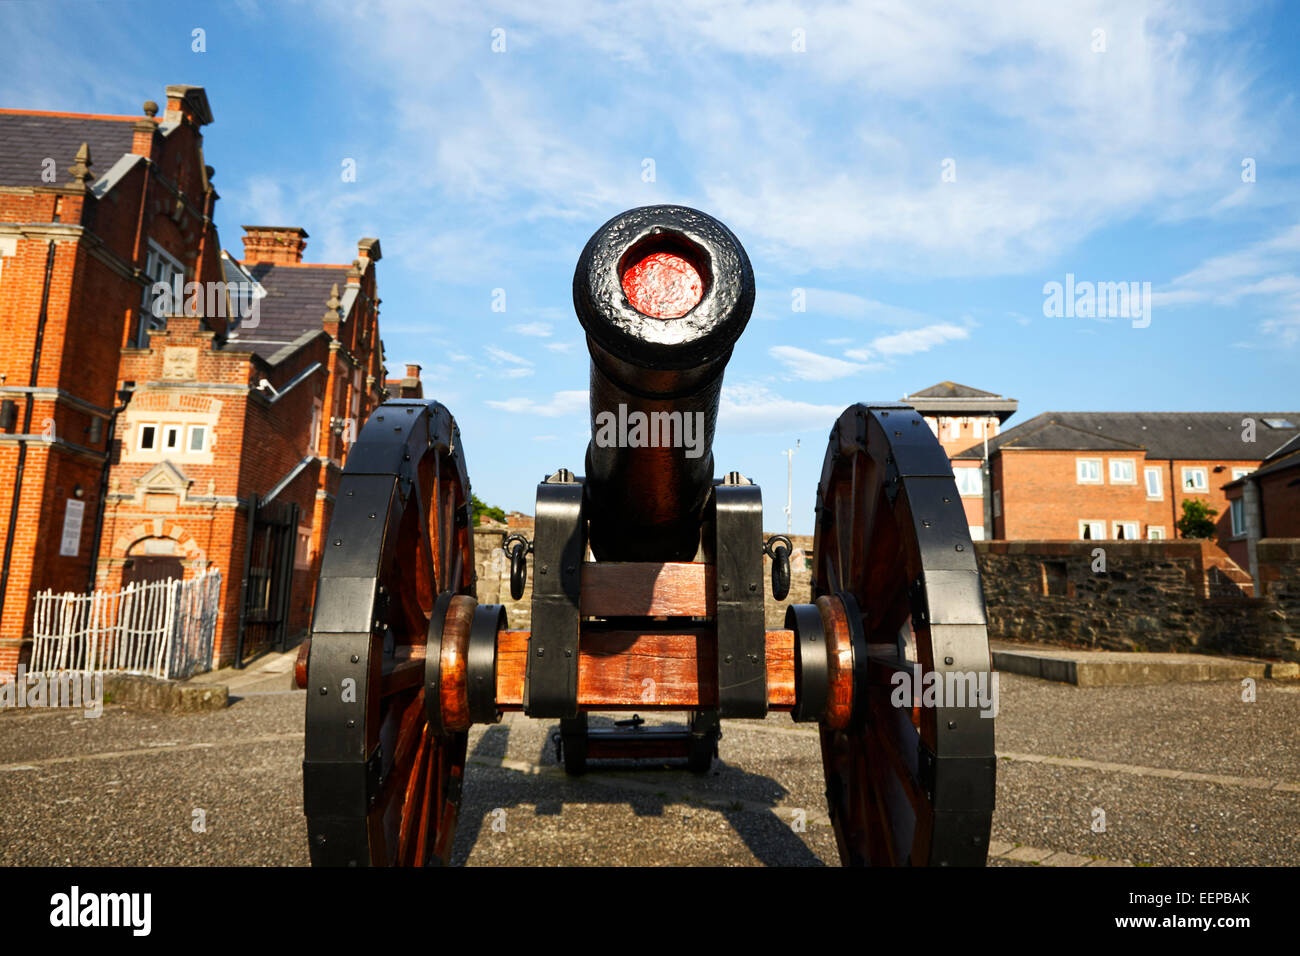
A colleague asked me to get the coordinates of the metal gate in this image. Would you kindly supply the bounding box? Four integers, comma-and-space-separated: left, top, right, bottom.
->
235, 493, 299, 666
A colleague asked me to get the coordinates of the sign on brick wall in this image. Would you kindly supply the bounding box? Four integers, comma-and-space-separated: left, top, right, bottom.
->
59, 499, 85, 556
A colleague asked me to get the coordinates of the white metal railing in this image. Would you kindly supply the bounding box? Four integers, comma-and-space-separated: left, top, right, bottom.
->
30, 569, 221, 680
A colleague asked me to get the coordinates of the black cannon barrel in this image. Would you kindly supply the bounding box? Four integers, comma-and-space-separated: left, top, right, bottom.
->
573, 205, 755, 562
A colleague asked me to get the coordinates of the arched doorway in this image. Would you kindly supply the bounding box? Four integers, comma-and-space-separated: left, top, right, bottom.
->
124, 537, 184, 587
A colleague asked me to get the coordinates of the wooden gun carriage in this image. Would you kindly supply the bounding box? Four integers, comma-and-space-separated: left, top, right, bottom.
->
299, 206, 996, 866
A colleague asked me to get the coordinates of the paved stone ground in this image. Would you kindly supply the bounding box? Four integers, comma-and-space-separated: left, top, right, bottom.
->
1, 673, 1296, 866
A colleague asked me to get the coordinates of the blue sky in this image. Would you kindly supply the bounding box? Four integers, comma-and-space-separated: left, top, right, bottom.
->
2, 0, 1297, 532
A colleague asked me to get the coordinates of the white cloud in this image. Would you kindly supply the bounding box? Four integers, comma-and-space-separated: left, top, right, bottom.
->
719, 383, 846, 434
510, 322, 553, 337
545, 342, 576, 353
869, 323, 970, 356
769, 345, 869, 382
486, 390, 589, 417
485, 345, 533, 367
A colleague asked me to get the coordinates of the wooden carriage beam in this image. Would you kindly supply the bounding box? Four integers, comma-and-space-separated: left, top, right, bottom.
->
497, 628, 795, 711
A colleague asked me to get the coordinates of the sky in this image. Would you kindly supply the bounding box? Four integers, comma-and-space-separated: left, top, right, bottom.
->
2, 0, 1297, 533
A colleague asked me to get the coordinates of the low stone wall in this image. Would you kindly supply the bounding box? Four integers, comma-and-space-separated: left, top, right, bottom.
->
472, 527, 814, 630
974, 539, 1300, 661
470, 527, 1300, 663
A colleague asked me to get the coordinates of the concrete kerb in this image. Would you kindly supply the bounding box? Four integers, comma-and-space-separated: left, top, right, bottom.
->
991, 642, 1298, 687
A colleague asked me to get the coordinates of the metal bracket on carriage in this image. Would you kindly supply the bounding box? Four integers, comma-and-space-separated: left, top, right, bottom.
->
501, 532, 532, 600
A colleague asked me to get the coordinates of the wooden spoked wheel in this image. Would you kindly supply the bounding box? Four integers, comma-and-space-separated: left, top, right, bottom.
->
813, 403, 996, 866
304, 400, 475, 866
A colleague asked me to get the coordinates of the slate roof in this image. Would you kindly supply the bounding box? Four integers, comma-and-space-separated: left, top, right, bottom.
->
953, 412, 1300, 461
1224, 432, 1300, 487
222, 260, 350, 362
901, 381, 1019, 422
906, 381, 1004, 400
0, 111, 139, 188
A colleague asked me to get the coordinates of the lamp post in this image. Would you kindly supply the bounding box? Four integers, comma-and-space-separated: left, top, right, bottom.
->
782, 440, 799, 535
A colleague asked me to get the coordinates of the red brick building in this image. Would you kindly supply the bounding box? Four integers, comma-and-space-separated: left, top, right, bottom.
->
1224, 430, 1300, 592
902, 381, 1019, 540
952, 412, 1299, 560
0, 85, 399, 676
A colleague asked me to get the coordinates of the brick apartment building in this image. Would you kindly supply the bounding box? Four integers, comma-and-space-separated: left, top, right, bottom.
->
902, 381, 1018, 539
950, 412, 1299, 559
1225, 431, 1300, 591
0, 84, 397, 677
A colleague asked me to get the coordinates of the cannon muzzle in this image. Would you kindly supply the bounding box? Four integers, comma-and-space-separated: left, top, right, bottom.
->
574, 205, 755, 561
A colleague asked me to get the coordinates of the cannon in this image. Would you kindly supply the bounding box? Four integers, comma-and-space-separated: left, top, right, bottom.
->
299, 205, 996, 866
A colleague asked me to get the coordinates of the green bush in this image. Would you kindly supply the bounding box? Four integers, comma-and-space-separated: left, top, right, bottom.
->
1176, 498, 1218, 539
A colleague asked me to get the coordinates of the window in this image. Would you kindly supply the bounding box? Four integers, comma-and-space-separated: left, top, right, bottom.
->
1079, 519, 1106, 540
1144, 466, 1163, 499
946, 418, 960, 440
162, 424, 182, 451
1230, 499, 1246, 537
294, 527, 313, 569
1076, 458, 1102, 484
0, 236, 15, 288
1148, 526, 1166, 540
137, 423, 158, 451
1181, 467, 1208, 492
1261, 418, 1296, 429
310, 399, 323, 455
953, 467, 983, 497
1109, 459, 1136, 484
1112, 520, 1139, 540
925, 417, 939, 437
139, 240, 185, 344
1231, 467, 1252, 480
969, 525, 985, 541
186, 425, 207, 452
972, 419, 984, 438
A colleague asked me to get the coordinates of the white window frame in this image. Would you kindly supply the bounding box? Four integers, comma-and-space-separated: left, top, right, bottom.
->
1076, 458, 1103, 484
161, 424, 182, 452
925, 417, 939, 437
1231, 467, 1252, 480
1112, 520, 1139, 541
1148, 526, 1166, 540
972, 419, 984, 438
1079, 519, 1106, 540
1144, 466, 1163, 499
137, 422, 159, 452
1230, 499, 1246, 537
140, 240, 186, 342
953, 467, 983, 497
1181, 466, 1208, 493
968, 525, 985, 541
186, 424, 207, 453
1109, 458, 1137, 484
947, 418, 960, 441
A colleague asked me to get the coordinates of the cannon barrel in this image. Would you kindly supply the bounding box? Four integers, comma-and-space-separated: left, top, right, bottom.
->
573, 205, 755, 562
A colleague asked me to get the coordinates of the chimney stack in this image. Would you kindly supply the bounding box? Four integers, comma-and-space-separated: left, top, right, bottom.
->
241, 226, 309, 265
